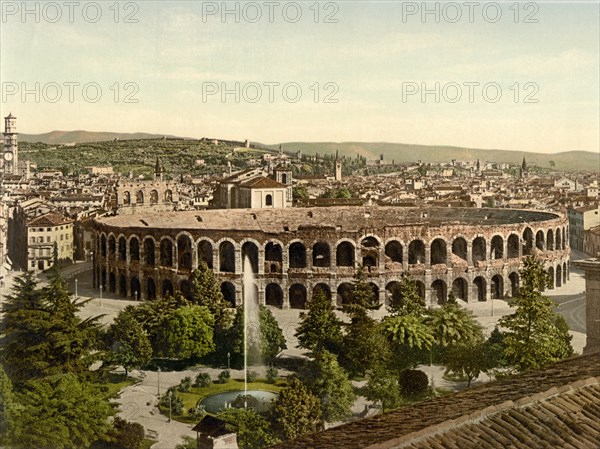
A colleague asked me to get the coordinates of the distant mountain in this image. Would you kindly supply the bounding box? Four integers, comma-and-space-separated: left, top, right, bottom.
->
268, 142, 599, 172
19, 130, 189, 144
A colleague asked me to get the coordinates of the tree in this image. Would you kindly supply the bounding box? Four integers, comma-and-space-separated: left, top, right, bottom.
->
341, 315, 390, 377
426, 302, 483, 348
443, 342, 487, 387
218, 408, 279, 449
342, 268, 379, 318
383, 314, 434, 351
365, 368, 403, 412
295, 287, 343, 354
499, 257, 573, 372
0, 366, 13, 446
9, 374, 114, 449
299, 351, 355, 422
388, 276, 426, 317
190, 263, 233, 329
155, 305, 215, 360
103, 308, 152, 377
270, 378, 322, 441
109, 417, 145, 449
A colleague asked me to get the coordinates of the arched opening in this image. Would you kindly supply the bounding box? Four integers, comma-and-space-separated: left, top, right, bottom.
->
219, 241, 235, 273
491, 275, 504, 299
242, 242, 259, 273
265, 194, 273, 206
509, 272, 519, 297
312, 241, 331, 267
123, 191, 131, 206
415, 280, 426, 300
130, 238, 140, 262
150, 190, 158, 204
547, 230, 554, 251
101, 235, 107, 257
282, 173, 288, 184
431, 279, 447, 305
473, 276, 486, 301
336, 282, 354, 307
221, 282, 236, 307
130, 277, 141, 300
144, 238, 155, 266
109, 272, 116, 293
535, 230, 545, 251
135, 191, 144, 204
265, 283, 283, 308
368, 283, 380, 306
118, 236, 127, 261
101, 270, 107, 290
179, 279, 193, 301
451, 237, 467, 264
563, 262, 567, 284
491, 236, 504, 260
522, 228, 533, 256
430, 239, 447, 265
451, 278, 468, 301
562, 228, 566, 250
164, 190, 173, 203
289, 242, 307, 269
119, 274, 127, 297
108, 236, 116, 257
313, 283, 331, 301
556, 265, 562, 287
177, 235, 193, 270
265, 242, 283, 273
289, 284, 307, 309
198, 240, 213, 269
385, 241, 402, 264
385, 281, 401, 307
162, 279, 174, 298
336, 241, 355, 267
472, 237, 486, 264
361, 237, 379, 269
408, 240, 425, 265
147, 277, 156, 300
160, 239, 173, 267
507, 234, 519, 259
555, 229, 561, 251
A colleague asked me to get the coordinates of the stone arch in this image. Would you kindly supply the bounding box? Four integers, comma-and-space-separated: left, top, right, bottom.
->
108, 234, 116, 257
119, 273, 127, 297
368, 283, 380, 306
179, 279, 193, 301
160, 238, 174, 267
451, 277, 468, 301
507, 234, 520, 259
385, 281, 401, 306
313, 283, 331, 300
547, 266, 555, 289
336, 240, 355, 267
147, 277, 156, 300
129, 236, 140, 261
164, 189, 173, 203
130, 276, 141, 300
408, 240, 425, 264
563, 262, 567, 284
221, 282, 236, 307
547, 229, 554, 251
118, 235, 127, 261
535, 230, 545, 251
265, 283, 283, 308
491, 274, 504, 299
472, 237, 486, 264
136, 190, 144, 204
265, 241, 283, 273
522, 227, 534, 256
219, 240, 236, 273
361, 236, 380, 268
562, 227, 566, 250
289, 241, 307, 269
451, 237, 468, 263
100, 234, 107, 257
555, 228, 561, 251
336, 282, 354, 307
473, 276, 486, 301
313, 241, 331, 268
509, 272, 519, 297
144, 237, 156, 266
430, 238, 447, 265
162, 279, 174, 298
431, 279, 447, 305
109, 272, 116, 293
198, 239, 214, 269
556, 264, 562, 287
490, 235, 504, 260
289, 284, 307, 309
415, 280, 426, 300
177, 234, 193, 270
123, 191, 131, 206
241, 241, 259, 273
265, 194, 273, 207
384, 240, 403, 263
150, 190, 159, 205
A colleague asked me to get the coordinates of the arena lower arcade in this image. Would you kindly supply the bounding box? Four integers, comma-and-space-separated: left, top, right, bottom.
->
92, 207, 570, 308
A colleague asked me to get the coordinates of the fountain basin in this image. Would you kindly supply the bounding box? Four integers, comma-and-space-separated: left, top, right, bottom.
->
199, 390, 278, 414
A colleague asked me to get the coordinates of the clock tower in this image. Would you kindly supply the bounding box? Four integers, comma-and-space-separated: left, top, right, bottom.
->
3, 113, 18, 175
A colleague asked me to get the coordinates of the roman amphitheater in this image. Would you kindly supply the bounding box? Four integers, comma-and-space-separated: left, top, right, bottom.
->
92, 207, 570, 308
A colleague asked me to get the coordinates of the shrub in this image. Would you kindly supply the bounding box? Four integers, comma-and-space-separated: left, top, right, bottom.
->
218, 369, 231, 384
179, 376, 192, 392
160, 388, 184, 415
266, 367, 279, 384
231, 394, 259, 410
398, 369, 429, 398
111, 417, 145, 449
188, 401, 206, 420
194, 372, 212, 388
247, 370, 258, 383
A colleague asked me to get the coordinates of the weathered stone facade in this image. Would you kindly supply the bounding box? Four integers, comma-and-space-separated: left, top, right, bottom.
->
92, 207, 570, 308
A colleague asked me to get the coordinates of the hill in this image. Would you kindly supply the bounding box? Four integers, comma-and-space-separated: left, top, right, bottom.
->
269, 142, 599, 172
19, 130, 188, 145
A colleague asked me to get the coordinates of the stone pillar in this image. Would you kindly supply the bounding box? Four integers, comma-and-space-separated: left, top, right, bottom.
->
306, 248, 313, 271
467, 241, 473, 267
573, 258, 600, 355
424, 246, 431, 269
235, 248, 242, 275
258, 248, 265, 275
379, 247, 385, 273
212, 248, 219, 273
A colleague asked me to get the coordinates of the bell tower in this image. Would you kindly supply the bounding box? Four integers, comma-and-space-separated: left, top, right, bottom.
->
3, 113, 18, 175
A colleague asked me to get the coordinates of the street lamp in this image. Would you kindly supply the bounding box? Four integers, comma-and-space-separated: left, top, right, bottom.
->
227, 352, 230, 369
75, 278, 78, 298
168, 395, 172, 423
99, 284, 103, 307
157, 367, 160, 396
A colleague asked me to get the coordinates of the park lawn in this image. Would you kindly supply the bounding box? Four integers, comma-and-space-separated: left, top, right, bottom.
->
102, 374, 138, 398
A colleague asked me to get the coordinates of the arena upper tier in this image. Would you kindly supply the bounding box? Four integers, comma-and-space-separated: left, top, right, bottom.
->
92, 207, 570, 308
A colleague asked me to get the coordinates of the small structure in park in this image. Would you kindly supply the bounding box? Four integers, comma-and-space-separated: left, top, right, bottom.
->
192, 415, 238, 449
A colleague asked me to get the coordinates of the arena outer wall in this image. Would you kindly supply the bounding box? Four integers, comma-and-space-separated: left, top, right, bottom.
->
91, 206, 570, 308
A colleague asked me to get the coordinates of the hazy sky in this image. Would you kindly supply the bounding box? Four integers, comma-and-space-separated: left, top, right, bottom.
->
1, 1, 598, 153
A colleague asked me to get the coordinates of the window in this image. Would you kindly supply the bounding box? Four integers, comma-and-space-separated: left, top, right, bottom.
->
46, 236, 50, 242
30, 237, 35, 243
38, 237, 43, 243
265, 194, 273, 206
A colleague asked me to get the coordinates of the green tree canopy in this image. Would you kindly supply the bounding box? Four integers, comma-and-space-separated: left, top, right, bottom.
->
365, 368, 403, 412
155, 305, 215, 360
231, 305, 286, 365
295, 287, 343, 354
270, 378, 322, 441
218, 408, 279, 449
190, 263, 233, 330
388, 276, 426, 317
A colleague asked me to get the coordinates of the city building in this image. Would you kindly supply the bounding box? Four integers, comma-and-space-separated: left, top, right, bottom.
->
568, 204, 600, 252
2, 113, 19, 176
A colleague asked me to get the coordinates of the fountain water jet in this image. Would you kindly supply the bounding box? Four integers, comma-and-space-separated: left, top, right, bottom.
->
242, 255, 261, 408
